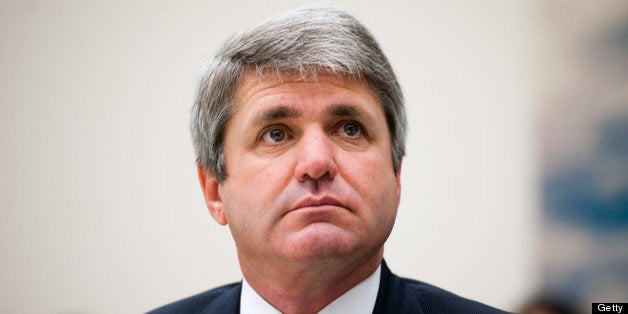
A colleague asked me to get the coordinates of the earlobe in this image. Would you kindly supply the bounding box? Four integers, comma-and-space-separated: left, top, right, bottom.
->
197, 164, 227, 226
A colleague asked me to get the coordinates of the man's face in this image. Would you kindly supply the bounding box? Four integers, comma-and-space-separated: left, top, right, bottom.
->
200, 72, 401, 265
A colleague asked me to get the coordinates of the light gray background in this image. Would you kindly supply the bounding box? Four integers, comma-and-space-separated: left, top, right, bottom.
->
1, 1, 538, 312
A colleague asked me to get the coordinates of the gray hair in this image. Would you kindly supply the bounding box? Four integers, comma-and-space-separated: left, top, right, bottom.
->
191, 6, 406, 182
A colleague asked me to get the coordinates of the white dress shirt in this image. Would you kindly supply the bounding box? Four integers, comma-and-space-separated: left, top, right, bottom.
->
240, 265, 381, 314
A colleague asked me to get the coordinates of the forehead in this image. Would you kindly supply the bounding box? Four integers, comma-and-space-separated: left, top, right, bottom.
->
233, 70, 380, 111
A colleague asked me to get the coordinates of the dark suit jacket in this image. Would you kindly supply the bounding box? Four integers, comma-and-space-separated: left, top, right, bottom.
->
148, 260, 509, 313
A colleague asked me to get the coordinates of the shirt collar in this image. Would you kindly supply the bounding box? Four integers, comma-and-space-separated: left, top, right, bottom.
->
240, 265, 382, 314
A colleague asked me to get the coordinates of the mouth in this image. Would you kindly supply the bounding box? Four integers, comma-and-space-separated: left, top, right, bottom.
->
290, 196, 348, 213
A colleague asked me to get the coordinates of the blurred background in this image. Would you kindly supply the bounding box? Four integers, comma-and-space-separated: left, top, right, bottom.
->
0, 1, 625, 313
534, 1, 627, 312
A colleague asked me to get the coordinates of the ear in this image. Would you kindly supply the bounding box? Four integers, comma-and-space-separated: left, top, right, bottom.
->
197, 164, 227, 225
395, 158, 403, 195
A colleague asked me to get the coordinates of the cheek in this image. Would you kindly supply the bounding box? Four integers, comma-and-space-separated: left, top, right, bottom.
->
236, 155, 294, 192
340, 151, 399, 217
223, 154, 295, 216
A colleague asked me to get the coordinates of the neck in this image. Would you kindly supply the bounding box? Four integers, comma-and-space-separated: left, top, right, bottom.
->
239, 249, 383, 314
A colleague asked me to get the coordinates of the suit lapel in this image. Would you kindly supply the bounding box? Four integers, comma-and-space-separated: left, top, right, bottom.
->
201, 281, 241, 314
373, 260, 424, 314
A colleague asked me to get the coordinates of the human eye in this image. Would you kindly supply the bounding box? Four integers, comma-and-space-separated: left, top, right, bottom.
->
335, 120, 363, 139
260, 126, 291, 145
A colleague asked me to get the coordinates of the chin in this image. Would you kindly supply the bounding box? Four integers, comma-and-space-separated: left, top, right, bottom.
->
281, 224, 366, 262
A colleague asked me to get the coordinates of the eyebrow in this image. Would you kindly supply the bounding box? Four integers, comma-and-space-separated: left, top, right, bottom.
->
256, 105, 300, 123
329, 104, 381, 133
327, 104, 365, 118
254, 103, 370, 124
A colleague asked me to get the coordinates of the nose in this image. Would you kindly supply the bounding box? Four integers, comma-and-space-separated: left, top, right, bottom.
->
294, 128, 338, 182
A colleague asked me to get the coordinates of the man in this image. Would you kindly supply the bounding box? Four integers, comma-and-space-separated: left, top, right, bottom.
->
150, 6, 507, 314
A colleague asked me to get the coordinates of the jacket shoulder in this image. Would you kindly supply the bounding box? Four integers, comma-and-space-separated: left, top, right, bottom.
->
375, 261, 510, 314
400, 276, 510, 314
147, 282, 241, 314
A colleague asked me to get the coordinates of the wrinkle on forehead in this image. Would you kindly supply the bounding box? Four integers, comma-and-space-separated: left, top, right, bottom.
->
234, 69, 377, 111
